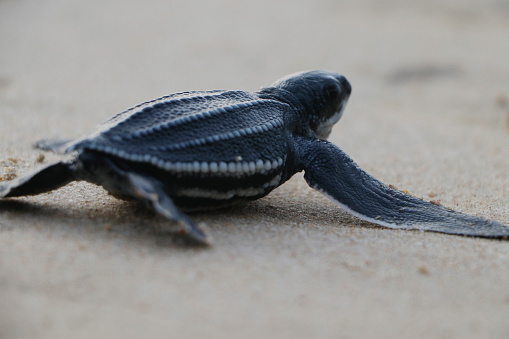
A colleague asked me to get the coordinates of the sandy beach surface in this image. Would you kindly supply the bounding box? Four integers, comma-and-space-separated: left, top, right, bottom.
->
1, 1, 509, 338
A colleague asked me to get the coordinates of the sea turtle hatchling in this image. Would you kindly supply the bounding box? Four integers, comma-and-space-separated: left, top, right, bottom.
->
1, 70, 508, 245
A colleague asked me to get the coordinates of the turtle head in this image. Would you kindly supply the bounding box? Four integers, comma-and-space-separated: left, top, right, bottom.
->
268, 70, 351, 139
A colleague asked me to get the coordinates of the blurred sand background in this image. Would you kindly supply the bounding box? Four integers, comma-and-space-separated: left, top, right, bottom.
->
1, 0, 509, 338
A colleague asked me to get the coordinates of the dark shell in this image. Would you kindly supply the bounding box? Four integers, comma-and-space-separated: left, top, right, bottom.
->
66, 90, 290, 176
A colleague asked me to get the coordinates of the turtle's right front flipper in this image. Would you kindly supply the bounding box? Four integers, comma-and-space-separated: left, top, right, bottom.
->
294, 136, 509, 239
0, 161, 76, 198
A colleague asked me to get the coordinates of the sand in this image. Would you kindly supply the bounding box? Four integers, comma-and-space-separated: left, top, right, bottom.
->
1, 1, 508, 338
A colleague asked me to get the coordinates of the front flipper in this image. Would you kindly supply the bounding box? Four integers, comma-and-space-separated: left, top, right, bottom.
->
0, 161, 76, 198
82, 155, 211, 246
294, 136, 509, 239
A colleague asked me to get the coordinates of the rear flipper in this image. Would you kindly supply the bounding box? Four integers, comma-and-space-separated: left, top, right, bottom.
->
0, 161, 76, 198
294, 136, 509, 239
79, 153, 212, 246
34, 138, 73, 153
125, 170, 212, 246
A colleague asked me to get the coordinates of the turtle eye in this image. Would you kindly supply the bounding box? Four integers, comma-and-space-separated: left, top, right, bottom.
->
318, 80, 347, 121
312, 77, 350, 139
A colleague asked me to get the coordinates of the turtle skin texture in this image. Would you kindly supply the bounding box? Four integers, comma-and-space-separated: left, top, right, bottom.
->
1, 70, 508, 245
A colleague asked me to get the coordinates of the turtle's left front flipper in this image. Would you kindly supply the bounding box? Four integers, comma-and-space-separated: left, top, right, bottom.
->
294, 136, 509, 239
0, 161, 76, 198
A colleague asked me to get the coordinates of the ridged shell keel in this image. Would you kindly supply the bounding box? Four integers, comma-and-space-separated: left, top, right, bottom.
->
66, 90, 290, 163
